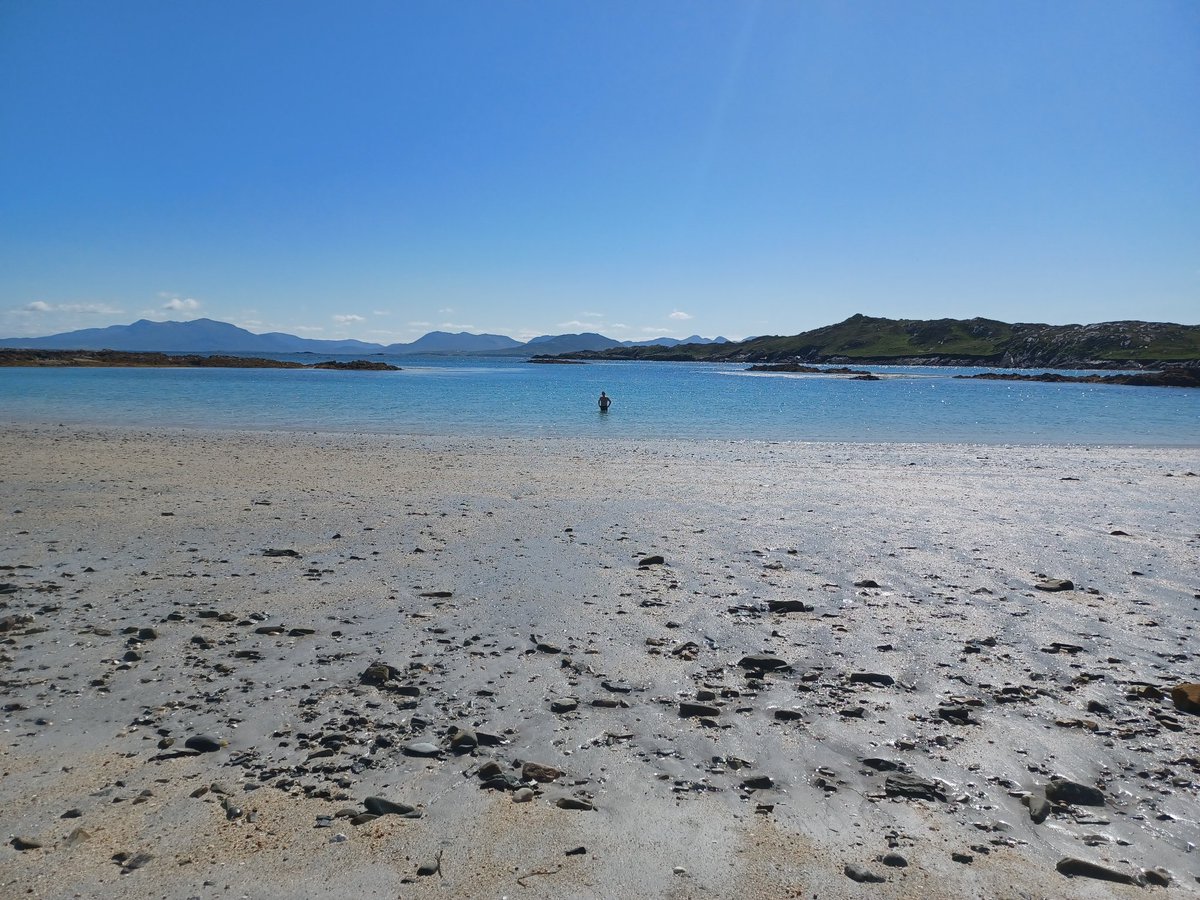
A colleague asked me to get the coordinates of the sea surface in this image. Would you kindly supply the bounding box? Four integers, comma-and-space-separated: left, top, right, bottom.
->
1, 356, 1198, 446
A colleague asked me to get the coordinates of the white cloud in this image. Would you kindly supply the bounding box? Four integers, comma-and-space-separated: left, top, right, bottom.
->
293, 325, 324, 333
610, 323, 629, 330
557, 320, 590, 329
642, 327, 672, 334
438, 307, 454, 314
24, 301, 121, 315
407, 320, 432, 328
162, 297, 200, 312
668, 310, 693, 321
440, 322, 475, 331
582, 311, 604, 318
332, 314, 365, 324
372, 310, 390, 316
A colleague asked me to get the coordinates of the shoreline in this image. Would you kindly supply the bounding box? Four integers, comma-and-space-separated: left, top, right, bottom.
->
1, 425, 1197, 897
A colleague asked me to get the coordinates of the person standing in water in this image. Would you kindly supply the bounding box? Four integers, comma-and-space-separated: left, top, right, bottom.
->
598, 391, 611, 412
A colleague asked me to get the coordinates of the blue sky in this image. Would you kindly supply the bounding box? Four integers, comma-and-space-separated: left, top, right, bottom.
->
1, 0, 1197, 343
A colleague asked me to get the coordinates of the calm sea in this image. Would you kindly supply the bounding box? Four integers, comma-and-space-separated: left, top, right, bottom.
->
1, 357, 1197, 446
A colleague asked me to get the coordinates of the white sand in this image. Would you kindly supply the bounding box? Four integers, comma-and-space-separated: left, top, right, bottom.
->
1, 425, 1197, 898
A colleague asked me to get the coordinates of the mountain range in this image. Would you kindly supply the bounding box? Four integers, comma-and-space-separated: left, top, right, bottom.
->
0, 318, 730, 355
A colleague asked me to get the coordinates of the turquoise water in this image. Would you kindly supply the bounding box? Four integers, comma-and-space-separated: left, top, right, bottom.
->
1, 357, 1197, 445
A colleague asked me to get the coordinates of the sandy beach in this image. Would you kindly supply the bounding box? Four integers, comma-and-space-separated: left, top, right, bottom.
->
1, 424, 1197, 898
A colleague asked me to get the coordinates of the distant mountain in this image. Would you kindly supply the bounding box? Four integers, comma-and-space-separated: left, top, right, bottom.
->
494, 333, 623, 356
385, 331, 522, 354
620, 334, 730, 347
0, 317, 733, 357
558, 314, 1200, 369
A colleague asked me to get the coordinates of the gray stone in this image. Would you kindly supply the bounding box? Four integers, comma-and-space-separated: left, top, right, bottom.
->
363, 796, 421, 818
884, 773, 946, 802
1036, 578, 1074, 592
844, 863, 886, 883
738, 654, 789, 673
881, 853, 908, 868
550, 698, 578, 714
403, 742, 442, 757
1045, 778, 1104, 807
679, 701, 721, 718
555, 797, 594, 811
184, 734, 224, 753
1025, 793, 1051, 823
11, 835, 41, 850
1056, 857, 1142, 886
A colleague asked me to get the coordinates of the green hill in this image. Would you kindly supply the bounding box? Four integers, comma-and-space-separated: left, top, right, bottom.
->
555, 314, 1200, 368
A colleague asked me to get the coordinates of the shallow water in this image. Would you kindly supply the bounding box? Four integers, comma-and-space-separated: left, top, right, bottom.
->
1, 357, 1197, 445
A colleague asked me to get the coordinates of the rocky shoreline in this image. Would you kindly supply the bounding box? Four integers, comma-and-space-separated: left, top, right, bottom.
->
0, 350, 400, 371
1, 426, 1197, 897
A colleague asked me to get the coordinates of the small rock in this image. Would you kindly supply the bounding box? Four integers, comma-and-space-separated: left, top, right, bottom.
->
737, 654, 789, 673
403, 742, 442, 758
565, 846, 587, 856
550, 698, 578, 714
767, 599, 812, 613
1056, 857, 1142, 886
555, 797, 594, 811
362, 796, 421, 818
1171, 683, 1200, 714
449, 727, 478, 751
850, 672, 894, 687
512, 788, 535, 803
679, 701, 721, 718
638, 555, 665, 567
844, 863, 886, 883
1045, 778, 1104, 807
881, 853, 908, 868
61, 808, 83, 819
11, 836, 42, 851
1035, 578, 1074, 592
1024, 793, 1051, 824
741, 775, 774, 790
522, 762, 564, 783
1143, 867, 1172, 887
853, 579, 880, 588
184, 734, 224, 753
885, 773, 946, 802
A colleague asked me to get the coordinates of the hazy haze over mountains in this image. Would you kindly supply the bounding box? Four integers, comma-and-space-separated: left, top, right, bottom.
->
0, 318, 730, 355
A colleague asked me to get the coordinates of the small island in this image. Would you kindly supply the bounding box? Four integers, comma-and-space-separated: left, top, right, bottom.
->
0, 349, 400, 371
955, 368, 1199, 388
747, 363, 874, 375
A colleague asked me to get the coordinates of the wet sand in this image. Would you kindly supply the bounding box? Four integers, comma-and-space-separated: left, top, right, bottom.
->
1, 425, 1197, 898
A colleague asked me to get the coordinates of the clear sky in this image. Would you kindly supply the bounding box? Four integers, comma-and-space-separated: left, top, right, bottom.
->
1, 0, 1197, 343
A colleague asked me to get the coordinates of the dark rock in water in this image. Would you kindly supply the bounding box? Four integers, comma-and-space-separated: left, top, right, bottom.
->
679, 701, 721, 718
184, 734, 224, 753
638, 555, 666, 567
403, 742, 442, 758
555, 797, 594, 811
1056, 857, 1143, 886
522, 762, 564, 783
1171, 683, 1200, 714
844, 863, 886, 883
262, 548, 302, 558
850, 672, 894, 687
11, 835, 42, 850
738, 654, 789, 673
1035, 578, 1074, 592
1045, 778, 1104, 807
363, 796, 421, 818
767, 599, 812, 613
550, 698, 579, 714
881, 853, 908, 868
885, 773, 947, 802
